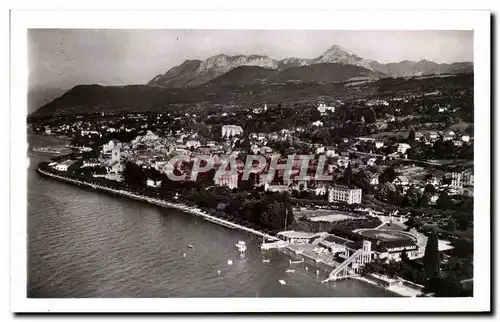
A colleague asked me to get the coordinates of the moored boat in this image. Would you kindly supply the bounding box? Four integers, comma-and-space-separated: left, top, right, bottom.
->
236, 241, 247, 253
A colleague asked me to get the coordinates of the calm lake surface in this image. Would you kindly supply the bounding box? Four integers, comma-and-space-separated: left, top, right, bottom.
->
27, 133, 394, 298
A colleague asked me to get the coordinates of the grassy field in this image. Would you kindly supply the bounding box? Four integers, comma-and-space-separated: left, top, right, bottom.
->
308, 213, 358, 222
368, 131, 409, 139
294, 208, 361, 220
358, 229, 415, 242
377, 222, 407, 231
449, 122, 473, 132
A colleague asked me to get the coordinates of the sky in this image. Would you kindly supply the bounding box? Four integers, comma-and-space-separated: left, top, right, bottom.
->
28, 29, 473, 90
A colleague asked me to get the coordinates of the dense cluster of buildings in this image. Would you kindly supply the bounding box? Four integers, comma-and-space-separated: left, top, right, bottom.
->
41, 96, 473, 206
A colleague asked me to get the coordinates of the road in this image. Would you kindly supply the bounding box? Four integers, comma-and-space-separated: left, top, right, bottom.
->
347, 148, 452, 166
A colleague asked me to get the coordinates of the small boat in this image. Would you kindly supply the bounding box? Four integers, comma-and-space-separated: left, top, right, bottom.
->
279, 280, 286, 285
290, 259, 304, 264
217, 270, 221, 275
188, 245, 194, 249
183, 253, 187, 257
262, 259, 270, 263
236, 241, 247, 253
227, 260, 233, 265
286, 269, 295, 273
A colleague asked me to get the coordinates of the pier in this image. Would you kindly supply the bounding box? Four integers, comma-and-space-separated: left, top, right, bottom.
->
322, 241, 376, 283
260, 240, 289, 250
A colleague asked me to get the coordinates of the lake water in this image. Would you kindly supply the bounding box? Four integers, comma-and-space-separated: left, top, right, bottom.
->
27, 133, 394, 298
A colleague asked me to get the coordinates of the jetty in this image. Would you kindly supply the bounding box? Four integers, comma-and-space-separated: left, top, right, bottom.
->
260, 240, 288, 250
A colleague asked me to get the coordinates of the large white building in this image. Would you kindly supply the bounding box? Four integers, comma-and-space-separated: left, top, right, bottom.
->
317, 102, 335, 115
102, 139, 122, 154
451, 169, 474, 189
221, 125, 243, 138
214, 173, 238, 190
328, 185, 362, 204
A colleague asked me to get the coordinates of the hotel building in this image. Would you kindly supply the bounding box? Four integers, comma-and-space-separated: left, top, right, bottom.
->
328, 185, 362, 204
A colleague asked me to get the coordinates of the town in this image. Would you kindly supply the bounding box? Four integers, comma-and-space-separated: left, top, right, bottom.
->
30, 73, 474, 297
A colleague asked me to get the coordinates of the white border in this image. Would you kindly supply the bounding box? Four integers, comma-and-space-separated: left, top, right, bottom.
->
10, 9, 490, 313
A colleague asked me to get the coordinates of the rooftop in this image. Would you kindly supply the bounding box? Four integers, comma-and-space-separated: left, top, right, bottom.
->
277, 231, 317, 239
58, 159, 75, 166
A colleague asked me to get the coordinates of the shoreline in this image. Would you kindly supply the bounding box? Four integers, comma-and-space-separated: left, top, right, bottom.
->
37, 167, 279, 242
36, 167, 407, 296
352, 276, 422, 297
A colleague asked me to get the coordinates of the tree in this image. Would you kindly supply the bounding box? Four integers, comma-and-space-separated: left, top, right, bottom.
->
405, 217, 416, 229
377, 182, 396, 202
465, 124, 474, 136
424, 183, 436, 194
343, 164, 353, 186
258, 199, 294, 231
423, 231, 440, 278
424, 276, 464, 297
401, 248, 410, 263
418, 193, 430, 207
353, 169, 373, 195
239, 172, 256, 192
446, 219, 457, 232
403, 186, 421, 207
123, 161, 145, 186
408, 129, 416, 143
381, 166, 396, 183
456, 213, 470, 231
367, 109, 377, 123
437, 193, 453, 210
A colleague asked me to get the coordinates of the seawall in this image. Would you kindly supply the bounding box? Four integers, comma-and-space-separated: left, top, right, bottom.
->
37, 167, 279, 242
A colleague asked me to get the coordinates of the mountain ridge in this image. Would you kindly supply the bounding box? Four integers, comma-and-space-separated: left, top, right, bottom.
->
30, 72, 474, 118
148, 44, 473, 88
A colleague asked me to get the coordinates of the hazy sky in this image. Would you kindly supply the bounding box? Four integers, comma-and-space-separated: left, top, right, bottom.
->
28, 29, 473, 90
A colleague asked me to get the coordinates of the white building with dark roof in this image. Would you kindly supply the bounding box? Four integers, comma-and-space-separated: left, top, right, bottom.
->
54, 160, 75, 172
277, 231, 317, 244
328, 185, 362, 204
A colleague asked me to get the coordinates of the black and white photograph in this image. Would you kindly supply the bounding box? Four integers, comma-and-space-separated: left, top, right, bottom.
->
9, 8, 491, 313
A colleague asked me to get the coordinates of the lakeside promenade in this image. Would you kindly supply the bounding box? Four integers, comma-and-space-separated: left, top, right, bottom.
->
36, 167, 417, 297
37, 167, 279, 242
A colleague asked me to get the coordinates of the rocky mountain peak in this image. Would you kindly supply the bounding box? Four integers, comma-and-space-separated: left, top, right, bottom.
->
315, 44, 373, 70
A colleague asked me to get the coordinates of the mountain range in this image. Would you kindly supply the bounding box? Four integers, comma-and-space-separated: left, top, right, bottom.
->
148, 45, 473, 88
30, 44, 473, 117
